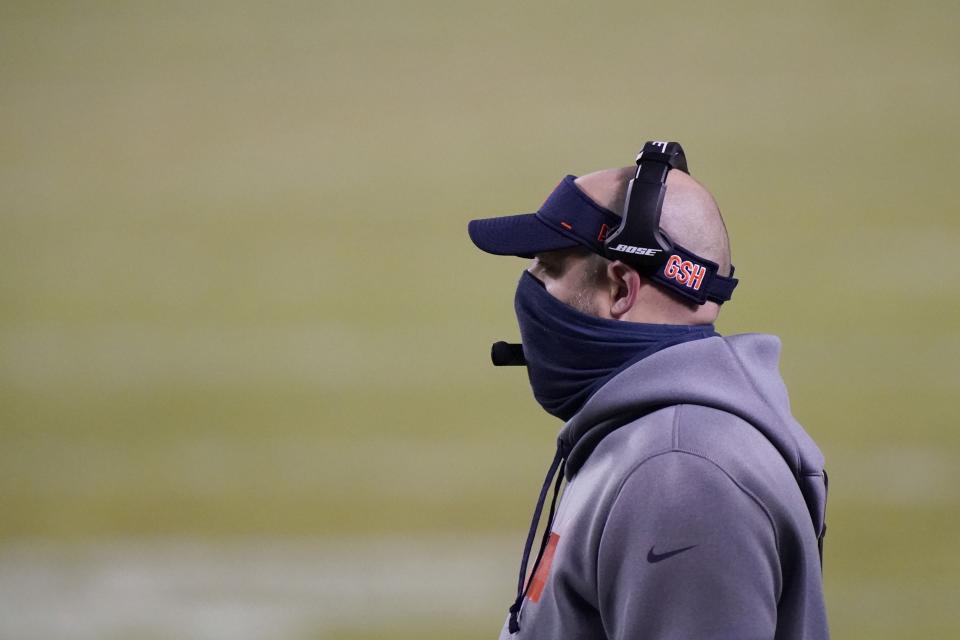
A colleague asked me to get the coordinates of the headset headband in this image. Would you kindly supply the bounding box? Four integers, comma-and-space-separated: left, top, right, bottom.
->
603, 141, 738, 305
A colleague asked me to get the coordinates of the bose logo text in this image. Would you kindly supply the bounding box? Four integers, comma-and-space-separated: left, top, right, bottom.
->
611, 243, 662, 256
664, 254, 706, 290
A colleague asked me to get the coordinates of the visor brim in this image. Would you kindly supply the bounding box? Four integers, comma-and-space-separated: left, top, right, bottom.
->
467, 213, 582, 259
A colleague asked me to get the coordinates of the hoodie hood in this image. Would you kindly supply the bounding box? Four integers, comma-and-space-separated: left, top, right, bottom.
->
557, 333, 826, 534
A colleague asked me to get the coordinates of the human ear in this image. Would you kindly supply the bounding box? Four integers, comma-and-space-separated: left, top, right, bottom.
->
607, 261, 642, 319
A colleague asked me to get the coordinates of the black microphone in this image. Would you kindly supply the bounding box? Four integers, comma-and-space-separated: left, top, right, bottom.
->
491, 341, 527, 366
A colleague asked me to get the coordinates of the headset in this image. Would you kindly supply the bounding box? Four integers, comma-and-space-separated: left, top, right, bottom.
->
602, 140, 738, 306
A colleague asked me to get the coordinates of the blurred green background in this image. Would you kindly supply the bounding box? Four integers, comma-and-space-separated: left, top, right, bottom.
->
1, 1, 958, 638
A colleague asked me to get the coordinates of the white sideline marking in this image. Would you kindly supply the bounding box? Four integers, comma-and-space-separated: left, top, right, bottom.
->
0, 535, 518, 639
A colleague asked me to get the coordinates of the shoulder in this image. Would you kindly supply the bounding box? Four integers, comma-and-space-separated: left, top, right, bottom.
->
601, 448, 779, 552
586, 403, 788, 484
577, 404, 804, 539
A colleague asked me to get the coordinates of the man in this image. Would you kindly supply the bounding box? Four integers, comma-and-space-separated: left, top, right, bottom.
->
467, 144, 829, 639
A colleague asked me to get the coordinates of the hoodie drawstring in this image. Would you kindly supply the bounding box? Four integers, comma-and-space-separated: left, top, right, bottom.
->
818, 468, 829, 570
508, 441, 567, 634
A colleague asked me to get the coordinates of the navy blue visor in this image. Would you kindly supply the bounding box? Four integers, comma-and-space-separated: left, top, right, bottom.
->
468, 175, 621, 259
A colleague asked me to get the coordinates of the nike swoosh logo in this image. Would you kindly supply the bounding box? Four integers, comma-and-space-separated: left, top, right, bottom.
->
647, 544, 697, 563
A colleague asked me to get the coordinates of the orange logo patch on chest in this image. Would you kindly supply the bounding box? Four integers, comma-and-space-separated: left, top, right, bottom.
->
527, 533, 560, 603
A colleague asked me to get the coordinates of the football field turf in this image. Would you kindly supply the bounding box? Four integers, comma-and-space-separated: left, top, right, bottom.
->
1, 2, 958, 637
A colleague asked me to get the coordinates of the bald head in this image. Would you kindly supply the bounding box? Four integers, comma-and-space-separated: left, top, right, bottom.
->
569, 166, 732, 323
575, 166, 732, 277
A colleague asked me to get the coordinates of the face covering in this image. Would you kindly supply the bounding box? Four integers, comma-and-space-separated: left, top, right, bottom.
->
514, 269, 719, 421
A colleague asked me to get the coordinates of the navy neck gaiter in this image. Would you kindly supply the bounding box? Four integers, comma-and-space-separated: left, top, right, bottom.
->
514, 269, 719, 421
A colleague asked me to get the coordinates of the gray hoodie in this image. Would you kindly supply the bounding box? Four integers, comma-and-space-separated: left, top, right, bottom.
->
499, 333, 829, 639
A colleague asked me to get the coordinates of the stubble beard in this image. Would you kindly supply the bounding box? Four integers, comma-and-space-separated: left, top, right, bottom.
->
568, 279, 600, 317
